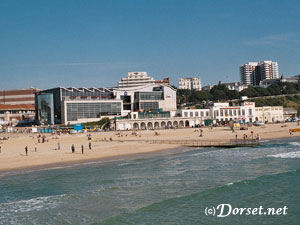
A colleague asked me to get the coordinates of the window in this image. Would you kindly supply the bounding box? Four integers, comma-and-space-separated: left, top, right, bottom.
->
190, 112, 194, 117
195, 112, 199, 117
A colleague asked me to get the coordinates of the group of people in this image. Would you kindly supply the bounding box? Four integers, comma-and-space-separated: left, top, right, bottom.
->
71, 142, 92, 154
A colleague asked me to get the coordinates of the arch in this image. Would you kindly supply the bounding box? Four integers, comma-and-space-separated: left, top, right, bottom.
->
124, 123, 131, 130
179, 121, 184, 128
185, 120, 190, 127
173, 121, 178, 128
133, 123, 139, 130
154, 122, 160, 129
167, 121, 172, 128
140, 122, 146, 130
161, 121, 166, 128
147, 122, 153, 129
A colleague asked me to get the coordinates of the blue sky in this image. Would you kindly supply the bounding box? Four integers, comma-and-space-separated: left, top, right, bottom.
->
0, 0, 300, 90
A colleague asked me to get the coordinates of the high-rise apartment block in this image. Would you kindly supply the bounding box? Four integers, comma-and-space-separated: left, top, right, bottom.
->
240, 61, 279, 86
178, 77, 202, 90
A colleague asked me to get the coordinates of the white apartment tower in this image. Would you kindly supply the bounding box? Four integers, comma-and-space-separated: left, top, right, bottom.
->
240, 62, 258, 86
118, 72, 155, 88
178, 77, 202, 91
240, 61, 278, 86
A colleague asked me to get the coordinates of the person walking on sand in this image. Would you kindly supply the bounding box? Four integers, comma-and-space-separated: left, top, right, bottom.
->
34, 143, 37, 152
58, 142, 60, 151
81, 145, 84, 154
25, 146, 28, 156
71, 144, 75, 153
0, 145, 1, 153
89, 142, 92, 150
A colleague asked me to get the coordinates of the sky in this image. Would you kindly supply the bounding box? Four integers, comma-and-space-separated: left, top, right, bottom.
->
0, 0, 300, 90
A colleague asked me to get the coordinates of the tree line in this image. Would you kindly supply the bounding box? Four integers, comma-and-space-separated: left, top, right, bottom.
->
177, 83, 300, 105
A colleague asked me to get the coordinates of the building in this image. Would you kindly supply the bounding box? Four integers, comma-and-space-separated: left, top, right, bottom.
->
283, 108, 297, 121
0, 88, 39, 105
154, 77, 170, 86
223, 82, 248, 92
36, 84, 177, 125
212, 102, 255, 124
0, 104, 35, 125
118, 72, 155, 88
240, 62, 258, 86
254, 106, 284, 123
178, 77, 202, 91
240, 61, 279, 86
260, 74, 299, 87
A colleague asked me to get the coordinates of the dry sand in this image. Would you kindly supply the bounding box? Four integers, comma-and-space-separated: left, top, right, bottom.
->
0, 122, 299, 172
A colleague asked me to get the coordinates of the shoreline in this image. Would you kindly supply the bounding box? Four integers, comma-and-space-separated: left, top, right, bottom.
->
1, 122, 300, 176
0, 146, 190, 177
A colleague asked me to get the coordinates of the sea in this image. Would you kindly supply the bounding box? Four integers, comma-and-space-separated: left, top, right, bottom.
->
0, 137, 300, 225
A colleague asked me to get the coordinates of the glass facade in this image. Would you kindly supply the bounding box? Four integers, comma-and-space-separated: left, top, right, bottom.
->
139, 92, 163, 100
38, 93, 54, 125
66, 102, 121, 122
61, 88, 114, 100
139, 102, 159, 111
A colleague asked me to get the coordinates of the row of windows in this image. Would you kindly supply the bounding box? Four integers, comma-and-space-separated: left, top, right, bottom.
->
216, 109, 248, 117
183, 111, 210, 117
66, 102, 121, 121
62, 89, 114, 99
139, 92, 163, 100
140, 102, 159, 111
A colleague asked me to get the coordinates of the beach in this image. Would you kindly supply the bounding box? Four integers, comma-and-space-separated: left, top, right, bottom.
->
0, 122, 300, 172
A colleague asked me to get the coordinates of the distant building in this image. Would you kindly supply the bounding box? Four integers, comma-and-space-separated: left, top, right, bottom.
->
260, 74, 299, 87
223, 82, 248, 92
240, 61, 279, 86
154, 77, 170, 86
202, 85, 213, 91
255, 106, 284, 123
0, 88, 39, 105
0, 104, 35, 125
118, 72, 155, 88
283, 108, 297, 120
178, 77, 202, 90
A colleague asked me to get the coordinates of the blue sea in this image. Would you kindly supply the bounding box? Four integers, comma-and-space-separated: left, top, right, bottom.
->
0, 138, 300, 225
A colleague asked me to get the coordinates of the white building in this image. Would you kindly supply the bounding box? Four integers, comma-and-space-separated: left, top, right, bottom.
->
240, 61, 278, 86
118, 72, 155, 88
177, 102, 256, 124
254, 106, 284, 123
178, 77, 202, 91
113, 84, 177, 115
223, 82, 248, 92
240, 62, 258, 86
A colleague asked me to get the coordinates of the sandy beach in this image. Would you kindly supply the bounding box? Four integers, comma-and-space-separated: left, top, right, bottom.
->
0, 122, 299, 173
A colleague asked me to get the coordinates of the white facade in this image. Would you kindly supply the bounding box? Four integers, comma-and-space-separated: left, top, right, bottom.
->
224, 82, 248, 92
177, 102, 256, 124
178, 77, 202, 91
118, 72, 155, 88
114, 84, 177, 112
240, 62, 258, 85
240, 61, 279, 86
254, 106, 284, 123
259, 61, 279, 80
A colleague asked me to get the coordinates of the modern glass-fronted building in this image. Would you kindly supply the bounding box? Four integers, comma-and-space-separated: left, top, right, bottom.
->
36, 85, 176, 125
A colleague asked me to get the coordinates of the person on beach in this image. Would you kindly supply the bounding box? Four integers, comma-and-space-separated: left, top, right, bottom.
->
0, 145, 1, 153
25, 146, 28, 156
34, 143, 37, 152
71, 144, 75, 153
81, 145, 84, 154
89, 142, 92, 150
58, 142, 60, 150
199, 129, 203, 137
